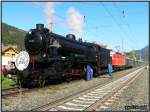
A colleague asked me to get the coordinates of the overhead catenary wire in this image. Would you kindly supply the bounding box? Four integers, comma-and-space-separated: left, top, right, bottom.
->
114, 3, 144, 60
101, 3, 134, 51
101, 3, 136, 52
113, 3, 140, 50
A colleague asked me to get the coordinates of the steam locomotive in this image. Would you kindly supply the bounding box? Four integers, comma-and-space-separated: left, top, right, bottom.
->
17, 24, 143, 87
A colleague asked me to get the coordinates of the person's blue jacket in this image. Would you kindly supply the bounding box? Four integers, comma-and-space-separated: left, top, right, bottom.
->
108, 64, 113, 73
86, 65, 93, 80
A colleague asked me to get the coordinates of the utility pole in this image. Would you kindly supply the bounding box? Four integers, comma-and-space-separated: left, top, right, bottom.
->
115, 45, 120, 52
122, 39, 124, 54
140, 51, 142, 61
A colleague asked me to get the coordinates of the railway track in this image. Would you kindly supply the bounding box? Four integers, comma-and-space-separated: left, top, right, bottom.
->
2, 67, 142, 98
32, 66, 145, 111
2, 87, 29, 97
1, 67, 138, 97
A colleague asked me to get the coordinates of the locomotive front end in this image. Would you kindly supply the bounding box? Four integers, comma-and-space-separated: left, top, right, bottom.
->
17, 24, 51, 87
24, 24, 47, 55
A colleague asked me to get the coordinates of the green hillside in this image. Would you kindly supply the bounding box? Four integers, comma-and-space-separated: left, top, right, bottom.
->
125, 45, 149, 62
2, 22, 27, 51
135, 45, 149, 62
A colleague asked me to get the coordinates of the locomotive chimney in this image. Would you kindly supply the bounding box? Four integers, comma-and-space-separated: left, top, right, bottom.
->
48, 22, 53, 32
36, 24, 44, 30
66, 34, 76, 40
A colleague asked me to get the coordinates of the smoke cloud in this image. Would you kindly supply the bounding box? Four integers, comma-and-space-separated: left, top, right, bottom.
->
67, 7, 84, 37
44, 2, 55, 31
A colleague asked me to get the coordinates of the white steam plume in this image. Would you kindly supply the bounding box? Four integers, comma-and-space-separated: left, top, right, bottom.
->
67, 7, 84, 37
44, 2, 55, 31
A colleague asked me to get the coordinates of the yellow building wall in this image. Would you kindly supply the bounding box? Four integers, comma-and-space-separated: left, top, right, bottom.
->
2, 56, 12, 65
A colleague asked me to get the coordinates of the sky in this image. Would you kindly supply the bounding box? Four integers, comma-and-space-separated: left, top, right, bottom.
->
2, 2, 149, 52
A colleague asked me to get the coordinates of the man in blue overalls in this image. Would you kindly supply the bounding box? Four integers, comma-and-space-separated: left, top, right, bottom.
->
86, 64, 93, 80
108, 64, 113, 80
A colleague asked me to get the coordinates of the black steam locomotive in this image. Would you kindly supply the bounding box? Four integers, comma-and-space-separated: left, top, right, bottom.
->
17, 24, 142, 87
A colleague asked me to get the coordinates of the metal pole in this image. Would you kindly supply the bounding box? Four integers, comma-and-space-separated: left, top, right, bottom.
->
122, 39, 124, 54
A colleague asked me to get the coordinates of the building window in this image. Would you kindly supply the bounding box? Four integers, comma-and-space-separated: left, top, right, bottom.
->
12, 54, 15, 57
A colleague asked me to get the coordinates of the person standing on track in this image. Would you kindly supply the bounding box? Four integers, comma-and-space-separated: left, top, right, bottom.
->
108, 64, 113, 80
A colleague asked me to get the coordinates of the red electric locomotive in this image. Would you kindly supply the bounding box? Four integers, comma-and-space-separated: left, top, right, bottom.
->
111, 52, 126, 70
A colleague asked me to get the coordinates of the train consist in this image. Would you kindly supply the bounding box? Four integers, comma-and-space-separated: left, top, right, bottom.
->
17, 24, 143, 87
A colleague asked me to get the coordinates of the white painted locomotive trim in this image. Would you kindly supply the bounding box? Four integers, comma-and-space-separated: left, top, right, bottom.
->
57, 105, 83, 111
72, 99, 95, 104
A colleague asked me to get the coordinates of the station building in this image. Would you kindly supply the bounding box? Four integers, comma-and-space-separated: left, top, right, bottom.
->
2, 45, 18, 66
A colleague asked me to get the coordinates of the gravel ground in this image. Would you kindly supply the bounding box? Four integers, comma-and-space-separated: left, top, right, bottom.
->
104, 67, 149, 111
2, 67, 142, 111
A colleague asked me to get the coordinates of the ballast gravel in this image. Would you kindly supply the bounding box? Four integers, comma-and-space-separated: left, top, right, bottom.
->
101, 67, 149, 111
2, 67, 144, 111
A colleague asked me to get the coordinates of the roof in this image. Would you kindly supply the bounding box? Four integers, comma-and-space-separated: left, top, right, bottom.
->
2, 45, 18, 54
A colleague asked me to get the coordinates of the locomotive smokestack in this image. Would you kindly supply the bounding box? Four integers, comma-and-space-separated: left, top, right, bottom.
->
36, 24, 44, 30
48, 22, 53, 32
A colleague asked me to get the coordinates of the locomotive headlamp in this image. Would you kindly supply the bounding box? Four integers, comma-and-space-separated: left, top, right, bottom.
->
29, 31, 32, 34
43, 53, 46, 58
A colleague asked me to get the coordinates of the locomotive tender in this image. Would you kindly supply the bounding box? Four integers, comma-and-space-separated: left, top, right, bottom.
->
17, 24, 142, 87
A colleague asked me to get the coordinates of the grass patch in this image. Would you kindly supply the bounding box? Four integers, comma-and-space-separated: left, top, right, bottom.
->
2, 76, 17, 89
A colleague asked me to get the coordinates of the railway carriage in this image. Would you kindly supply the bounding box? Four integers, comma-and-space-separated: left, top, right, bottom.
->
125, 58, 134, 68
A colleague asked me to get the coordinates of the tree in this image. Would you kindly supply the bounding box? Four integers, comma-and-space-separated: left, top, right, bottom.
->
128, 50, 137, 60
